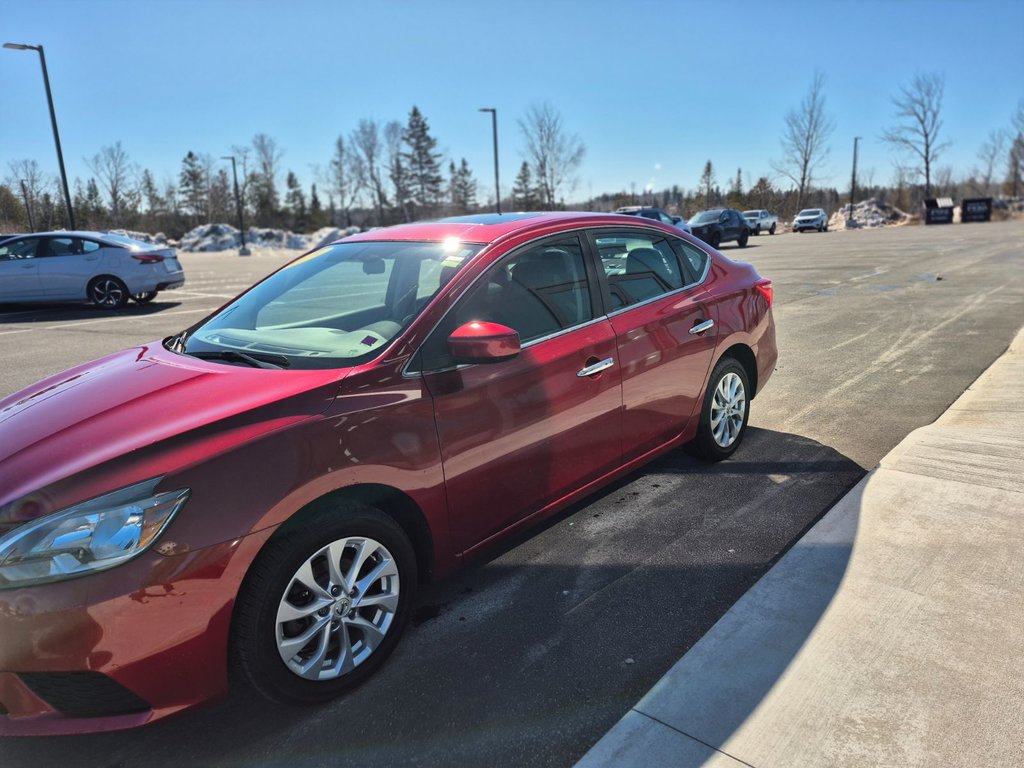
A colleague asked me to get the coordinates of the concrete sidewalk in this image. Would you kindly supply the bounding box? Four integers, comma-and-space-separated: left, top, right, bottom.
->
577, 327, 1024, 768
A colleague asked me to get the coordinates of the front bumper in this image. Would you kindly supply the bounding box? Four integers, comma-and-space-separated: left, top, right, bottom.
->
793, 220, 823, 230
0, 528, 272, 735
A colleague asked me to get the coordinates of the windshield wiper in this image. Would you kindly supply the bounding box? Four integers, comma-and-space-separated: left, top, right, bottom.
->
187, 350, 290, 369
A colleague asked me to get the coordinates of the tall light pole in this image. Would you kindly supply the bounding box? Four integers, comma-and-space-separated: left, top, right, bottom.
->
19, 180, 35, 232
848, 136, 862, 228
221, 155, 250, 255
5, 42, 75, 230
478, 108, 501, 214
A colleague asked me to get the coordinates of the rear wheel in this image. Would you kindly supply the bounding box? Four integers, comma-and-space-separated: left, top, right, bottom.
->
769, 223, 776, 235
132, 291, 157, 304
691, 357, 750, 461
88, 276, 129, 309
232, 503, 416, 704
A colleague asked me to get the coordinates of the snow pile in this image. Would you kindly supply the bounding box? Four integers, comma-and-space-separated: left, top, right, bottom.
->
118, 230, 169, 245
177, 223, 362, 252
308, 226, 361, 250
178, 224, 306, 252
829, 198, 910, 230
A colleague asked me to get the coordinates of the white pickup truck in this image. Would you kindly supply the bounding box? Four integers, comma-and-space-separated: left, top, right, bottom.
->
743, 209, 778, 235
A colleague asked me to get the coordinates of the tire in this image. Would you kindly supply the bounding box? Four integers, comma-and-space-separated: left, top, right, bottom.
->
823, 223, 828, 232
738, 229, 749, 248
769, 223, 776, 235
88, 276, 129, 308
232, 502, 417, 705
691, 357, 751, 462
132, 291, 158, 304
754, 225, 761, 235
710, 232, 721, 249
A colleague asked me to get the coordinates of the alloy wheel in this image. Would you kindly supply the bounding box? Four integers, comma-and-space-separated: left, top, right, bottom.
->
710, 372, 746, 448
91, 278, 126, 307
275, 536, 400, 681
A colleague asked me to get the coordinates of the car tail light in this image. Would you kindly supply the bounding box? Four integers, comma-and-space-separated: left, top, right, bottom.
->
755, 279, 773, 307
132, 253, 165, 264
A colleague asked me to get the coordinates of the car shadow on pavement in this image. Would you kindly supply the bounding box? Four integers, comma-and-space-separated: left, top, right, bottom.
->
0, 428, 862, 768
0, 301, 184, 323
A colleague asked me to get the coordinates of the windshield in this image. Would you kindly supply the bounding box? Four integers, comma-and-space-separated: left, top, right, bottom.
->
178, 239, 483, 369
689, 211, 721, 224
743, 211, 759, 217
797, 209, 820, 216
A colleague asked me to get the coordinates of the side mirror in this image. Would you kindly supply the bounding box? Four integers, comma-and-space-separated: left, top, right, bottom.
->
448, 321, 520, 364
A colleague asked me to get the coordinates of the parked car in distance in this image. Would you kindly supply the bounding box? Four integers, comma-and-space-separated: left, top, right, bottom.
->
615, 206, 692, 234
0, 212, 776, 735
792, 208, 828, 232
0, 231, 185, 308
743, 210, 778, 235
688, 208, 751, 248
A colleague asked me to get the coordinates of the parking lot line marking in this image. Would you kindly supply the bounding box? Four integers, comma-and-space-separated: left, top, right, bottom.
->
0, 328, 33, 337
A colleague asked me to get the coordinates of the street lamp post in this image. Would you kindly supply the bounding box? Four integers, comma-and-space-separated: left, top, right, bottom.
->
478, 108, 501, 214
4, 42, 75, 230
848, 136, 862, 228
19, 180, 35, 232
221, 155, 250, 256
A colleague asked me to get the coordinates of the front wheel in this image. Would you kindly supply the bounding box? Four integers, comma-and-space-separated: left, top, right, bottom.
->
738, 230, 749, 248
232, 503, 417, 704
769, 223, 776, 235
88, 276, 129, 308
710, 232, 721, 249
691, 357, 751, 461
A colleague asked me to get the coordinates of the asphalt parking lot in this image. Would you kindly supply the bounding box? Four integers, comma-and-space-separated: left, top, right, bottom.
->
2, 220, 1023, 767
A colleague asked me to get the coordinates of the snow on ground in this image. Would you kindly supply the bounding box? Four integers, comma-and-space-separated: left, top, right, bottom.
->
829, 198, 910, 230
176, 223, 359, 252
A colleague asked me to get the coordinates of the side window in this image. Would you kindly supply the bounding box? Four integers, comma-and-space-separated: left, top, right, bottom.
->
42, 237, 79, 257
674, 240, 709, 283
418, 236, 592, 370
0, 238, 40, 260
595, 230, 686, 309
81, 240, 101, 253
639, 211, 659, 221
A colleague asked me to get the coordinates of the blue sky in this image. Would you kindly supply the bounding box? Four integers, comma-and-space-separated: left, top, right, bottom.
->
3, 0, 1023, 203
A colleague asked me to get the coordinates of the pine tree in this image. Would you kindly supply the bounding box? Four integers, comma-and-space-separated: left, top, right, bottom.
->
284, 171, 307, 231
179, 151, 208, 224
84, 178, 106, 229
309, 183, 326, 229
727, 167, 744, 208
208, 169, 232, 224
512, 161, 537, 210
401, 106, 444, 217
699, 161, 716, 208
140, 169, 163, 216
449, 158, 477, 214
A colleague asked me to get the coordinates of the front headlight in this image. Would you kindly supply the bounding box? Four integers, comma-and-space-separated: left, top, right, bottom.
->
0, 478, 190, 589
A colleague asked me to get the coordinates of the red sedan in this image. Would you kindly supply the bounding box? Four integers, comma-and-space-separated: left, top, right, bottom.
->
0, 212, 776, 734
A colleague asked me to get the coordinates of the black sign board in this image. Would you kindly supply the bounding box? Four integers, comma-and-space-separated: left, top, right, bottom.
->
961, 198, 993, 223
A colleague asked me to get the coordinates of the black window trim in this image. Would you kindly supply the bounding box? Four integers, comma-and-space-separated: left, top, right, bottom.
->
405, 228, 606, 377
584, 225, 712, 320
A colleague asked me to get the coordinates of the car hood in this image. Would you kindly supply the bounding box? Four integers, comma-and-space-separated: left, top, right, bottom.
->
0, 343, 345, 513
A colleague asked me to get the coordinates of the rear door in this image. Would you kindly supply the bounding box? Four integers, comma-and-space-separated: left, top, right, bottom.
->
0, 237, 44, 300
590, 227, 718, 461
415, 233, 622, 553
36, 236, 104, 298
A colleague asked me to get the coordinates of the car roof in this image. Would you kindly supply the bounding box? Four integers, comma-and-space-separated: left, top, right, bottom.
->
0, 231, 156, 248
341, 212, 681, 245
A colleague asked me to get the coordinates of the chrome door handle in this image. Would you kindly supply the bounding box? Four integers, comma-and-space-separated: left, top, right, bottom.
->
689, 319, 715, 335
577, 357, 615, 377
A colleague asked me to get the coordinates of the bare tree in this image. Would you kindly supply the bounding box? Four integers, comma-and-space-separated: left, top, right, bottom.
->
87, 142, 134, 227
974, 129, 1008, 194
881, 73, 950, 197
1008, 100, 1024, 198
772, 72, 835, 210
251, 133, 283, 224
518, 103, 585, 209
384, 120, 411, 222
5, 159, 49, 217
328, 134, 365, 227
229, 144, 253, 216
352, 119, 388, 224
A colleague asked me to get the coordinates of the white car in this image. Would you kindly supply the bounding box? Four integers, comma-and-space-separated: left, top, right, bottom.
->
615, 206, 692, 234
792, 208, 828, 233
0, 231, 185, 308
